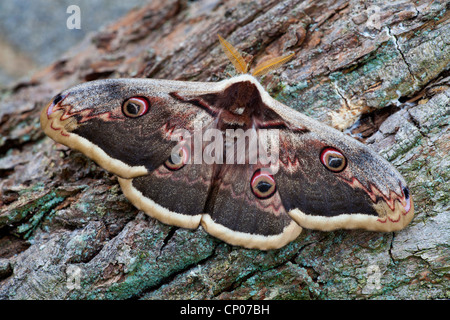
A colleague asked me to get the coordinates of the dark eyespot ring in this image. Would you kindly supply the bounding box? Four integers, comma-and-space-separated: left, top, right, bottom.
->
320, 147, 347, 173
122, 97, 150, 118
251, 169, 276, 199
164, 144, 190, 171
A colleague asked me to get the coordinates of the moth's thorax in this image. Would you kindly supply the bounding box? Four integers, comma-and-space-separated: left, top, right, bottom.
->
215, 81, 262, 129
185, 77, 288, 131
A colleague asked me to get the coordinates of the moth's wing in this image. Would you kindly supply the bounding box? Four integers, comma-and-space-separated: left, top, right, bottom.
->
266, 99, 414, 232
201, 163, 302, 250
118, 162, 212, 229
117, 128, 301, 250
40, 78, 224, 178
116, 121, 218, 229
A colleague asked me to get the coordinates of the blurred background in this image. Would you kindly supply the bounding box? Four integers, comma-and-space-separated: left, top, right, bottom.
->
0, 0, 145, 87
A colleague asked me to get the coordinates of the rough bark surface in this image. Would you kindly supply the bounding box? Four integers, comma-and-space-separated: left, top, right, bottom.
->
0, 0, 448, 299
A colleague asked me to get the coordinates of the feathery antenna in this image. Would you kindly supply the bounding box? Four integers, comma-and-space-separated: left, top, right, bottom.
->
251, 53, 295, 77
218, 35, 248, 74
217, 35, 295, 76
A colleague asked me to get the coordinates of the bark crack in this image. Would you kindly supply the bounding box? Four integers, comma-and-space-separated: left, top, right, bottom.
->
406, 108, 427, 139
212, 239, 321, 299
134, 241, 222, 299
386, 26, 420, 86
156, 226, 178, 261
388, 232, 396, 264
332, 81, 351, 110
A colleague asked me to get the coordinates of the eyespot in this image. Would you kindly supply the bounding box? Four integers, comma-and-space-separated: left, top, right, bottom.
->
122, 97, 150, 118
164, 144, 190, 171
320, 147, 347, 173
251, 169, 276, 199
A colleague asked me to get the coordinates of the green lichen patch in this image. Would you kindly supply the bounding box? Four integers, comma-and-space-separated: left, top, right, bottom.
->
0, 186, 84, 239
216, 262, 320, 299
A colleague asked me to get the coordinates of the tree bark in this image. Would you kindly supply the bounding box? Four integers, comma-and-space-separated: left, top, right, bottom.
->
0, 0, 448, 299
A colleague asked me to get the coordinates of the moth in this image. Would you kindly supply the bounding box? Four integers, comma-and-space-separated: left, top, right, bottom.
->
40, 36, 414, 250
